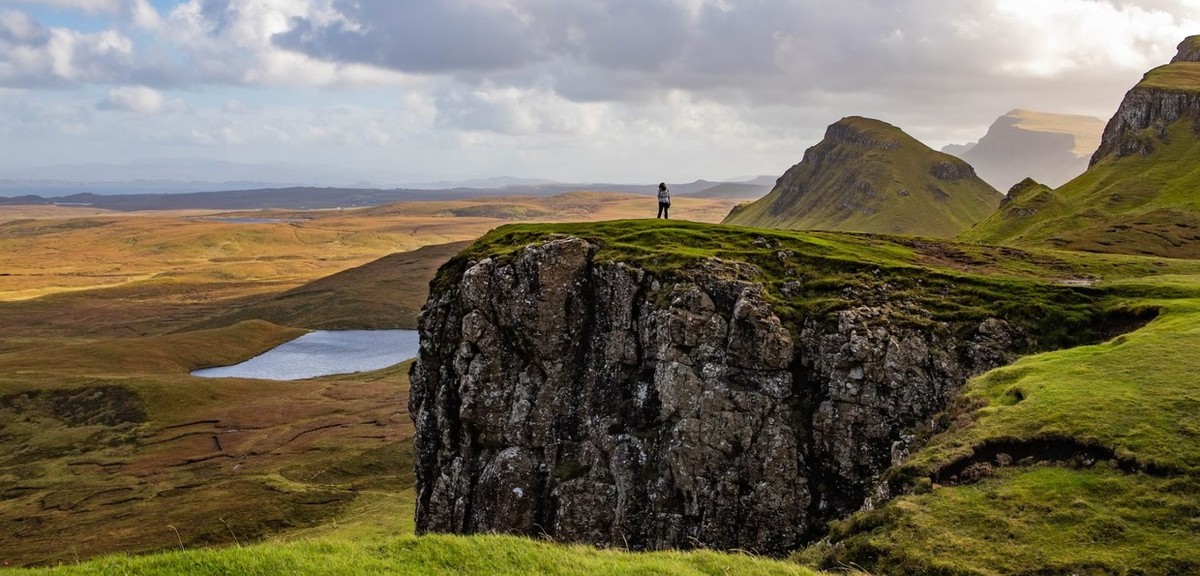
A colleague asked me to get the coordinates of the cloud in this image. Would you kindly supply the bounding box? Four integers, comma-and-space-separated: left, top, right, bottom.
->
0, 9, 147, 87
2, 0, 125, 14
98, 84, 187, 113
271, 0, 1197, 108
3, 0, 1200, 183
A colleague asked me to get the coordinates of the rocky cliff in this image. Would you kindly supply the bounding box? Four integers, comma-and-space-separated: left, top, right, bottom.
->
409, 230, 1043, 555
1092, 37, 1200, 163
723, 117, 1001, 238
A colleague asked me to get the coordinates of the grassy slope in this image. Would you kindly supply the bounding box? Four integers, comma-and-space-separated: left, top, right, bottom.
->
962, 121, 1200, 257
13, 535, 822, 576
724, 117, 1001, 238
805, 287, 1200, 575
193, 241, 471, 331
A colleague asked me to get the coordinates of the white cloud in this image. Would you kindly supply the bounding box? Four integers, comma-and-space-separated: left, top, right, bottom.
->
3, 0, 124, 14
98, 85, 186, 113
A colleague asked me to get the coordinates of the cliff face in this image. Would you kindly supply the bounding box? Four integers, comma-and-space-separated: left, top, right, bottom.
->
722, 117, 1001, 238
410, 236, 1019, 555
1091, 87, 1200, 164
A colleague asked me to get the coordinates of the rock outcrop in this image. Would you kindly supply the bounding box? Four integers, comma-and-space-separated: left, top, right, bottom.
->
410, 237, 1020, 555
1091, 38, 1200, 164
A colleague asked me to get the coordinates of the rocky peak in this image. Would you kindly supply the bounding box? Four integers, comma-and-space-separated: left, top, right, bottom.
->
723, 116, 1000, 237
1091, 36, 1200, 165
824, 117, 901, 150
1170, 35, 1200, 63
929, 159, 977, 181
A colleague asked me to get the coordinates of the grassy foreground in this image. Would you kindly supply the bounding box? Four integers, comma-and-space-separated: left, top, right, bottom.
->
801, 278, 1200, 574
12, 535, 823, 576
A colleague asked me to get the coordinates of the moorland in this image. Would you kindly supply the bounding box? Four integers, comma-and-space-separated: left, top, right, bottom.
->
0, 192, 760, 571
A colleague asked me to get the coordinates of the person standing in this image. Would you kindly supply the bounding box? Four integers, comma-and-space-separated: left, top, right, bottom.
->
656, 182, 671, 219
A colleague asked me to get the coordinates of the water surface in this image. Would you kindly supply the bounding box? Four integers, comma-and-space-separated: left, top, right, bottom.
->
192, 330, 418, 381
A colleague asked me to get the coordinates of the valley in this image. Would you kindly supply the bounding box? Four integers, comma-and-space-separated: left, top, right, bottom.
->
0, 193, 739, 568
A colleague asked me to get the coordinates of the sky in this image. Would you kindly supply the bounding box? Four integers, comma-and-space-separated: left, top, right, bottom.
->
0, 0, 1197, 186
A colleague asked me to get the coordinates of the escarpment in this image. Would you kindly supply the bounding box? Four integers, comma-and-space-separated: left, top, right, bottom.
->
410, 234, 1060, 556
1092, 36, 1200, 164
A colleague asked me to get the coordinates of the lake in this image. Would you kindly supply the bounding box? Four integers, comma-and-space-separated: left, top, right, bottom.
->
192, 330, 420, 381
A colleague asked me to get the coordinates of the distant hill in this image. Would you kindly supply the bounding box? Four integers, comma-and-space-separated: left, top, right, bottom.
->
685, 181, 772, 200
723, 116, 1002, 238
944, 109, 1105, 192
0, 183, 686, 212
961, 36, 1200, 258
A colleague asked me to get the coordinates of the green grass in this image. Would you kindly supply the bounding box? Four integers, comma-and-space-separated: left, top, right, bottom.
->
1140, 61, 1200, 93
802, 276, 1200, 574
14, 534, 824, 576
805, 467, 1200, 575
723, 116, 1001, 238
897, 296, 1200, 473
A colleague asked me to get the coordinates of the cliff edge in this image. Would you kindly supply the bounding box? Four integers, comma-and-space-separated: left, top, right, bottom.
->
409, 221, 1124, 556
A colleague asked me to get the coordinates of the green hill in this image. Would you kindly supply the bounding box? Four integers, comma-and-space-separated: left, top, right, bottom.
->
723, 116, 1002, 237
961, 36, 1200, 257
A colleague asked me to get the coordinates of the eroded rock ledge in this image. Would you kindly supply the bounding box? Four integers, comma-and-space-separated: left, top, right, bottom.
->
409, 237, 1019, 555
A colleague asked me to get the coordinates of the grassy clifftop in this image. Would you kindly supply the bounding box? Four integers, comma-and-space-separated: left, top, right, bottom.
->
805, 289, 1200, 574
447, 220, 1200, 574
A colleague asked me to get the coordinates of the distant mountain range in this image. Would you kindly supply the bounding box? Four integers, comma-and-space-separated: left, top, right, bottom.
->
0, 177, 771, 211
943, 109, 1105, 192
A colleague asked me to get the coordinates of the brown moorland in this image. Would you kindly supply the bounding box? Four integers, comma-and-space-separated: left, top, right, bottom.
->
0, 192, 736, 567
